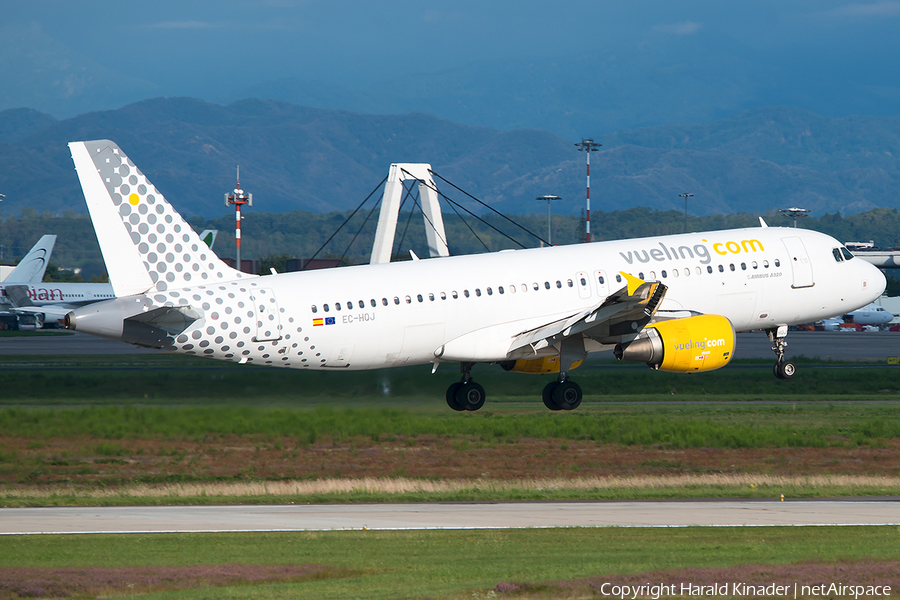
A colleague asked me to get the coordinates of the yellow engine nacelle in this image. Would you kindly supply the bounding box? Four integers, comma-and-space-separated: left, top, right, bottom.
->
500, 356, 584, 374
614, 314, 735, 373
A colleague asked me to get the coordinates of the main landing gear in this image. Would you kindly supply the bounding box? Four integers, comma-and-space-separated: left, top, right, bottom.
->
542, 376, 582, 411
446, 362, 486, 412
767, 326, 796, 380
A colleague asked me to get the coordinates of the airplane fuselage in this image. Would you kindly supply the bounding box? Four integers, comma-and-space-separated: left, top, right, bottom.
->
79, 226, 882, 371
0, 282, 115, 305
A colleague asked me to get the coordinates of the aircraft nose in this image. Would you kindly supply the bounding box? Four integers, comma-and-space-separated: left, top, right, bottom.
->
860, 260, 886, 300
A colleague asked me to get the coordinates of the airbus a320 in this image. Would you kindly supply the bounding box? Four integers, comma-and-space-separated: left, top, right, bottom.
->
64, 140, 886, 411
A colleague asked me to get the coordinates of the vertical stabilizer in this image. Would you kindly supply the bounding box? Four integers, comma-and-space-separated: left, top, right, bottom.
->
69, 140, 252, 297
5, 235, 56, 283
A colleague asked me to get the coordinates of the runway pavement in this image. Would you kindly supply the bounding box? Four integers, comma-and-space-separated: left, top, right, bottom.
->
0, 331, 898, 360
2, 500, 898, 534
0, 332, 157, 355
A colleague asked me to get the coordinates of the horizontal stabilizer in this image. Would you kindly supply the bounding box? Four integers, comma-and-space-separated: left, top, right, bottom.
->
4, 285, 34, 308
126, 305, 202, 335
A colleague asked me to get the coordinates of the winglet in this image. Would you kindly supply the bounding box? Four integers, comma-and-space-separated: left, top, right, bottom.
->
199, 230, 218, 249
759, 217, 768, 228
619, 271, 645, 296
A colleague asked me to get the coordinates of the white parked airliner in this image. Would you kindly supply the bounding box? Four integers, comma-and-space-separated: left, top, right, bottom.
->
65, 140, 886, 411
821, 302, 895, 330
0, 234, 115, 327
0, 230, 216, 328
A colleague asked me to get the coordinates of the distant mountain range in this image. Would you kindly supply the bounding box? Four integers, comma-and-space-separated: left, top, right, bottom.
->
4, 22, 897, 140
0, 98, 899, 219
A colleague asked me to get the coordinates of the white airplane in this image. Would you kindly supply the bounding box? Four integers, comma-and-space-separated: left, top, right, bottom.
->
64, 140, 886, 410
845, 302, 894, 326
1, 279, 116, 328
821, 302, 895, 330
0, 235, 105, 328
0, 230, 218, 328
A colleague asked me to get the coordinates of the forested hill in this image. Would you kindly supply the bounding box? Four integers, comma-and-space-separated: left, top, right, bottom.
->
0, 98, 899, 219
3, 206, 898, 281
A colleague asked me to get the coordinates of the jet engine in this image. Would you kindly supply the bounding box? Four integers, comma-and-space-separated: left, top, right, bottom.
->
614, 314, 734, 373
499, 356, 584, 374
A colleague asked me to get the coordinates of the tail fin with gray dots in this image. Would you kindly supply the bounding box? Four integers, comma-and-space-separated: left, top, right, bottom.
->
69, 140, 254, 297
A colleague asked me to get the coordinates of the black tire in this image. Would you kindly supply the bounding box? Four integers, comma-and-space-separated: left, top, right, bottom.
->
542, 381, 561, 411
552, 380, 583, 411
779, 361, 797, 379
456, 381, 486, 411
773, 362, 784, 380
446, 382, 465, 411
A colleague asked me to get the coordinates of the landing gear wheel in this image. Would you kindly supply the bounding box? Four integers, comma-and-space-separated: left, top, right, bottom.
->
542, 381, 561, 411
774, 360, 796, 380
446, 382, 464, 411
455, 381, 486, 411
552, 380, 583, 411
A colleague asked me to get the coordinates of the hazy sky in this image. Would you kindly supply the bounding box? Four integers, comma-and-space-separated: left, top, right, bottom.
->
6, 0, 899, 101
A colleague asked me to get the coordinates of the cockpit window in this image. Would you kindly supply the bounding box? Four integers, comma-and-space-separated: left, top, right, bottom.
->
833, 248, 843, 262
841, 247, 854, 261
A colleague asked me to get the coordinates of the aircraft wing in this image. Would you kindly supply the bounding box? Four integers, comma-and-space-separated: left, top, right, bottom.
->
509, 272, 667, 355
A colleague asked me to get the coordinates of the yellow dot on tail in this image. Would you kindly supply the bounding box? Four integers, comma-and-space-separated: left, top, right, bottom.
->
129, 194, 140, 206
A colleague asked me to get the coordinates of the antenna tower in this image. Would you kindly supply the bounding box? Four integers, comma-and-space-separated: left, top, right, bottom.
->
225, 166, 253, 271
575, 139, 601, 242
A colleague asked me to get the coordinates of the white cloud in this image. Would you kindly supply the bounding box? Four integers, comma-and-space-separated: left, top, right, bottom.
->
823, 1, 900, 17
653, 21, 701, 36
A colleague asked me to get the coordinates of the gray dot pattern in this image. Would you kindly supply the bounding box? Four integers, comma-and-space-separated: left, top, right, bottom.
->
85, 140, 250, 293
81, 141, 333, 371
148, 283, 308, 368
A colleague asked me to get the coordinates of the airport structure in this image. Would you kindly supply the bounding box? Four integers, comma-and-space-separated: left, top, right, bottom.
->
370, 163, 449, 264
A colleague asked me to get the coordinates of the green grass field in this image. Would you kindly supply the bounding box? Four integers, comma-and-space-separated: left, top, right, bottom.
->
2, 527, 899, 599
3, 401, 899, 448
2, 354, 900, 506
1, 354, 899, 598
1, 354, 899, 404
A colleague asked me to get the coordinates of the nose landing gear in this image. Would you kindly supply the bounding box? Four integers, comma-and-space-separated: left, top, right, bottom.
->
767, 326, 796, 380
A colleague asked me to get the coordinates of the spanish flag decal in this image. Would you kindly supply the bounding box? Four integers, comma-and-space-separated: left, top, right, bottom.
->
313, 318, 324, 326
